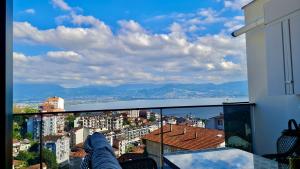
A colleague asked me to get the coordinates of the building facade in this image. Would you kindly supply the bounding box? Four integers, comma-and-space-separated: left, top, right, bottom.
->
44, 135, 70, 166
235, 0, 300, 155
39, 96, 65, 112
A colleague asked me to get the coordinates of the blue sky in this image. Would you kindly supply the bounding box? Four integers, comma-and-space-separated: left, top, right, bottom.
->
13, 0, 250, 87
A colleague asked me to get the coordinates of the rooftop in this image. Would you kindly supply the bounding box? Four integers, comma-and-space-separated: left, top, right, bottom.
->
70, 148, 86, 158
27, 163, 47, 169
142, 124, 224, 150
43, 135, 66, 142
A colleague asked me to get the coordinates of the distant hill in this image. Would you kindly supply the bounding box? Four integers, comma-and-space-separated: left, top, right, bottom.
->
13, 81, 248, 103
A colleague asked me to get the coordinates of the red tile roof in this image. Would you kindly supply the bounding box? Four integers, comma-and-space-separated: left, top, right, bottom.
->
142, 124, 224, 150
43, 135, 63, 141
70, 148, 86, 158
75, 143, 84, 148
27, 163, 47, 169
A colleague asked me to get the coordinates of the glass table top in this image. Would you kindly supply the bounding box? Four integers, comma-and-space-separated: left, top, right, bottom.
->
163, 148, 279, 169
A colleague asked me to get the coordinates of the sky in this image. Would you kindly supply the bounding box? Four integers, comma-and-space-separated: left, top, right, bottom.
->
13, 0, 251, 88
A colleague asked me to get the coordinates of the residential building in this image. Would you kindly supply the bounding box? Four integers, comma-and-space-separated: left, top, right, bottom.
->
167, 118, 177, 125
107, 115, 123, 131
81, 114, 108, 130
12, 140, 20, 157
139, 110, 151, 119
233, 0, 300, 155
148, 124, 159, 132
80, 113, 123, 131
205, 113, 224, 130
127, 110, 139, 118
19, 139, 31, 152
42, 115, 65, 136
27, 115, 65, 139
27, 116, 41, 140
44, 135, 70, 166
74, 116, 81, 128
70, 127, 85, 147
39, 96, 65, 112
142, 124, 225, 165
113, 138, 128, 157
191, 118, 205, 128
124, 126, 150, 142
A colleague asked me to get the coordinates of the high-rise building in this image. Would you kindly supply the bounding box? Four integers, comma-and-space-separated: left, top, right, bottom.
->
44, 135, 70, 166
39, 96, 65, 112
27, 115, 65, 140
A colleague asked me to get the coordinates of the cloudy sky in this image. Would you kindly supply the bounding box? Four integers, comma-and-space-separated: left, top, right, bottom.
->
13, 0, 251, 88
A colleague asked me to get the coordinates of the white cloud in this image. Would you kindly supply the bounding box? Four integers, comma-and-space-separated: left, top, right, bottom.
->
70, 13, 102, 26
14, 2, 247, 87
47, 51, 82, 62
52, 0, 72, 11
13, 17, 247, 87
24, 8, 35, 14
196, 8, 226, 24
224, 15, 245, 32
224, 0, 252, 10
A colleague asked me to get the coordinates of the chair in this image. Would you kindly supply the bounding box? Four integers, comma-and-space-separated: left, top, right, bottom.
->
119, 157, 158, 169
118, 153, 146, 163
263, 119, 300, 169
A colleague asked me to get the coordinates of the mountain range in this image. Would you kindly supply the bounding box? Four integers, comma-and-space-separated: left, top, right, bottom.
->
13, 81, 248, 103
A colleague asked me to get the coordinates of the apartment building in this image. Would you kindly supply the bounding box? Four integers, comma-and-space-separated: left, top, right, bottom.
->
205, 113, 224, 130
27, 115, 65, 140
107, 114, 123, 131
127, 110, 140, 118
139, 110, 151, 119
43, 115, 65, 136
113, 138, 128, 157
80, 113, 123, 131
124, 126, 150, 142
69, 127, 86, 147
81, 114, 108, 130
26, 116, 41, 140
44, 135, 70, 166
39, 96, 65, 113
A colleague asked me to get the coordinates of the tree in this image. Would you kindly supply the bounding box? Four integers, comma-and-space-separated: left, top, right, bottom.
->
65, 114, 75, 129
13, 105, 38, 114
13, 122, 22, 140
149, 116, 156, 122
123, 119, 130, 126
13, 105, 24, 114
25, 133, 33, 140
125, 144, 134, 153
15, 151, 37, 166
24, 106, 38, 113
28, 142, 39, 152
42, 148, 58, 169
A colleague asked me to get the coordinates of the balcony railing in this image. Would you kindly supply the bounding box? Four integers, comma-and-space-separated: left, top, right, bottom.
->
12, 102, 254, 169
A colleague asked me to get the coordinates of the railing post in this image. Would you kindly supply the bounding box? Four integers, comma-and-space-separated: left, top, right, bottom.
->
160, 108, 164, 168
2, 0, 13, 168
40, 114, 43, 169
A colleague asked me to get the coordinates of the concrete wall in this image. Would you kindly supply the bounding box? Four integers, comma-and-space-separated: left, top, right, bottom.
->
244, 0, 300, 155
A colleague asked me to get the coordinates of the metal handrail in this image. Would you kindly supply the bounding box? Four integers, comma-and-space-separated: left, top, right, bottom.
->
12, 102, 255, 169
12, 102, 254, 116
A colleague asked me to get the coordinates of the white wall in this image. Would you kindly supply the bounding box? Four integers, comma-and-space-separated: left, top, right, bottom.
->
244, 0, 300, 155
